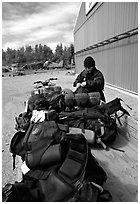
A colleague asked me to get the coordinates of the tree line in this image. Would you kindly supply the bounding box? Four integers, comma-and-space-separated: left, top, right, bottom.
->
2, 43, 74, 67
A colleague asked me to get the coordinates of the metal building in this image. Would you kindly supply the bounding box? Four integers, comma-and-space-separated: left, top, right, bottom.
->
74, 2, 138, 95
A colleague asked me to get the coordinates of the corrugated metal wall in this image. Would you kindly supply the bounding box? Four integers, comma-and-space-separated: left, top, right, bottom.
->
74, 2, 138, 94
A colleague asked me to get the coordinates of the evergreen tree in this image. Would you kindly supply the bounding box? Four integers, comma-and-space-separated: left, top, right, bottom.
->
5, 48, 13, 65
19, 47, 26, 63
63, 44, 75, 66
63, 46, 70, 66
38, 44, 43, 61
24, 45, 34, 63
14, 49, 20, 63
53, 43, 64, 62
43, 45, 54, 61
2, 42, 74, 69
2, 49, 6, 65
34, 44, 39, 61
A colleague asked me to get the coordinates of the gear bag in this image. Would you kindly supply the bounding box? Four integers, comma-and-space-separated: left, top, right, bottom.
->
22, 121, 69, 170
28, 87, 65, 113
58, 97, 130, 148
7, 132, 110, 202
10, 120, 69, 170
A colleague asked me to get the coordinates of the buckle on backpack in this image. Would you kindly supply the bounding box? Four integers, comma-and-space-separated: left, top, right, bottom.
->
74, 179, 83, 191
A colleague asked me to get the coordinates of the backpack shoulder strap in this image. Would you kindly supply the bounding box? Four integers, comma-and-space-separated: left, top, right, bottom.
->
23, 122, 34, 150
58, 133, 88, 187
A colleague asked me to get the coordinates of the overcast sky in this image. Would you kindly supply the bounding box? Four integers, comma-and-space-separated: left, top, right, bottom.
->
2, 2, 81, 52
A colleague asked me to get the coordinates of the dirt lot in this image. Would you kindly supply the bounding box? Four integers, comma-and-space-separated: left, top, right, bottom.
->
2, 69, 138, 201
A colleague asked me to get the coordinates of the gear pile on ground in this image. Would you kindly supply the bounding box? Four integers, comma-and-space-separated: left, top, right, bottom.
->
3, 78, 130, 202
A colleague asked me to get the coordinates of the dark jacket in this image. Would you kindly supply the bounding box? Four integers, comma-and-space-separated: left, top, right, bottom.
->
73, 68, 105, 101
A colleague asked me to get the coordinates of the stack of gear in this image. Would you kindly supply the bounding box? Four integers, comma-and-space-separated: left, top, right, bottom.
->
28, 80, 103, 114
15, 79, 130, 150
3, 121, 112, 202
15, 78, 130, 149
59, 97, 130, 149
3, 79, 131, 202
28, 79, 65, 113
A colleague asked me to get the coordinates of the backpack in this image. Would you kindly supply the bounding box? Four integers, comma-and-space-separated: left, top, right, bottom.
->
3, 152, 110, 202
58, 97, 130, 149
8, 121, 110, 202
22, 121, 68, 170
10, 121, 69, 169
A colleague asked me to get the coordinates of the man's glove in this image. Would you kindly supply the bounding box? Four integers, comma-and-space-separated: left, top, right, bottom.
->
76, 83, 81, 88
73, 81, 86, 88
81, 81, 86, 87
